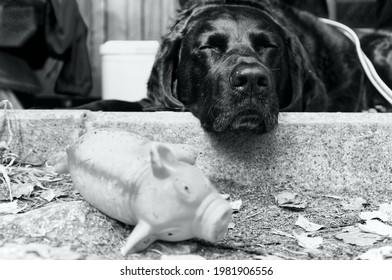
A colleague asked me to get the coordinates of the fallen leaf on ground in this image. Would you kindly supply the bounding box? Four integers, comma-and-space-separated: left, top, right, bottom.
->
40, 189, 56, 202
293, 232, 323, 249
161, 254, 206, 260
379, 203, 392, 221
341, 197, 367, 211
0, 201, 26, 214
295, 215, 324, 232
357, 246, 392, 260
0, 141, 9, 150
335, 226, 383, 246
227, 222, 235, 229
275, 191, 307, 210
357, 220, 392, 238
39, 189, 66, 202
359, 211, 389, 222
359, 203, 392, 222
10, 183, 34, 199
230, 200, 242, 212
221, 194, 230, 200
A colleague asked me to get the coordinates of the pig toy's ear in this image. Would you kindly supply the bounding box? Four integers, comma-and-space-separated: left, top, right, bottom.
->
150, 143, 179, 178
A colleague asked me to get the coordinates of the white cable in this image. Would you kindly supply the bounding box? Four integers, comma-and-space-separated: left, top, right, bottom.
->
319, 17, 392, 106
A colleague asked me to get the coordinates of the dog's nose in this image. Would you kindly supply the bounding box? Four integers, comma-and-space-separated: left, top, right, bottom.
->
230, 64, 269, 94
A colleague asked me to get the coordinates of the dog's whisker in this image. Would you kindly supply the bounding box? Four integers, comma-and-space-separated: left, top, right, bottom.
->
207, 98, 221, 117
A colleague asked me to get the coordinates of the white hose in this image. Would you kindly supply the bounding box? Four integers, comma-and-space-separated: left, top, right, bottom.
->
319, 17, 392, 105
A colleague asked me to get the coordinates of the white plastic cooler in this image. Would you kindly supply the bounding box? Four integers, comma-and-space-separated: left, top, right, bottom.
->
100, 40, 160, 101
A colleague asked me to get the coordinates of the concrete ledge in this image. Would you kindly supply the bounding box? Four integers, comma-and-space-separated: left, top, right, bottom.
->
1, 110, 392, 192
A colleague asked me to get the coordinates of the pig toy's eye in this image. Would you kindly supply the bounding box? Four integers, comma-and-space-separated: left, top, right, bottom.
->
180, 183, 192, 195
174, 179, 195, 202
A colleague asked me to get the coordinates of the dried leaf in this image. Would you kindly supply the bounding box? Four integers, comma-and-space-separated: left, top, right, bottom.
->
295, 215, 324, 232
359, 211, 389, 222
335, 226, 383, 246
357, 220, 392, 238
39, 188, 66, 202
227, 222, 235, 229
0, 141, 9, 150
379, 203, 392, 221
0, 201, 25, 214
357, 246, 392, 260
221, 194, 230, 200
230, 200, 242, 212
1, 156, 64, 202
161, 254, 206, 260
293, 232, 322, 249
10, 183, 34, 198
341, 197, 367, 211
361, 203, 392, 222
40, 189, 56, 202
275, 191, 307, 210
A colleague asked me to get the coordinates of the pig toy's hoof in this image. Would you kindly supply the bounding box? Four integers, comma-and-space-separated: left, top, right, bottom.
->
120, 221, 156, 256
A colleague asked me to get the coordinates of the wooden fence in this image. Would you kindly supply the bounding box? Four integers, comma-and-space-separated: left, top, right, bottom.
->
75, 0, 180, 97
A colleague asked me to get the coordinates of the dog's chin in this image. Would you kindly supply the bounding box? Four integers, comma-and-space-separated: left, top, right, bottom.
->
209, 110, 276, 134
230, 114, 265, 132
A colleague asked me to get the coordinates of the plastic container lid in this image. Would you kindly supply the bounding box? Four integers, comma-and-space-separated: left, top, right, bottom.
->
100, 40, 160, 55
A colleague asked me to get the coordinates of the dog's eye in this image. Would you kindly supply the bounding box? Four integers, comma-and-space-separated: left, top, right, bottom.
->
254, 43, 279, 55
250, 33, 278, 52
199, 33, 228, 53
266, 43, 279, 49
199, 45, 221, 52
265, 43, 278, 49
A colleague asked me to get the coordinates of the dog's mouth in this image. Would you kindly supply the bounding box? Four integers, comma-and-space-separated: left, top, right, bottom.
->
231, 112, 264, 132
205, 97, 279, 134
210, 109, 268, 133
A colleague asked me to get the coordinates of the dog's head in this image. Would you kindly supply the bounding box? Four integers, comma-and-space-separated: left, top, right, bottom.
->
147, 0, 325, 133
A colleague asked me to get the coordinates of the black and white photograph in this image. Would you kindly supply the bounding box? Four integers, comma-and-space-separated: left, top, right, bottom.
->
1, 0, 392, 278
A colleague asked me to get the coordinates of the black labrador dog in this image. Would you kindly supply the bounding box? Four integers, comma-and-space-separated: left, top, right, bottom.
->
82, 0, 391, 133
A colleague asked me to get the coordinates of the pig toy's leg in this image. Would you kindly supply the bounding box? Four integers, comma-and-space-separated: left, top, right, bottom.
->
121, 220, 157, 256
165, 144, 198, 165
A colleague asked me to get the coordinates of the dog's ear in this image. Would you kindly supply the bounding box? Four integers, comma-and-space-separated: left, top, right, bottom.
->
146, 8, 195, 110
280, 34, 328, 112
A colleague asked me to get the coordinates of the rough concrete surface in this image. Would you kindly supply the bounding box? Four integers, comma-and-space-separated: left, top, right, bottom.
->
1, 110, 392, 259
2, 110, 392, 191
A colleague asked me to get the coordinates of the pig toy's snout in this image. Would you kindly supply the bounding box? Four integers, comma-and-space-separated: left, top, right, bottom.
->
194, 193, 232, 243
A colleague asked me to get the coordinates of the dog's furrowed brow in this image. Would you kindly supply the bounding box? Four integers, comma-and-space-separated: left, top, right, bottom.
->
249, 32, 277, 47
205, 33, 229, 49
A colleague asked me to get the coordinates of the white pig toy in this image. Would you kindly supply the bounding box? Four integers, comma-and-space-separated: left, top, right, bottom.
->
66, 129, 232, 255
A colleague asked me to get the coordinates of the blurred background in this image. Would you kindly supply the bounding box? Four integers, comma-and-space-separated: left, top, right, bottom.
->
0, 0, 390, 109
